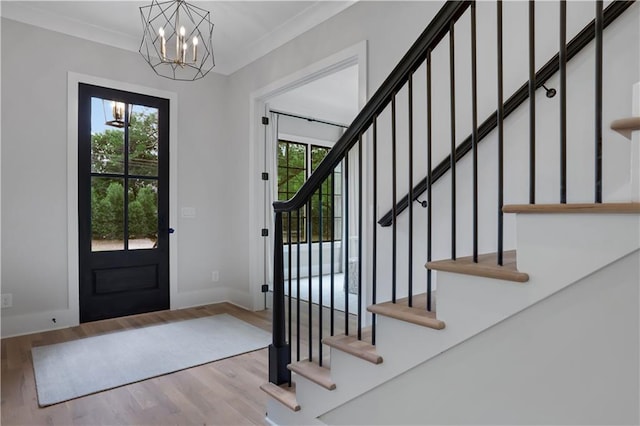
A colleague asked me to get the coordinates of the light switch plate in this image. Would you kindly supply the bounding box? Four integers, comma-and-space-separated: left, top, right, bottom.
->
181, 207, 196, 218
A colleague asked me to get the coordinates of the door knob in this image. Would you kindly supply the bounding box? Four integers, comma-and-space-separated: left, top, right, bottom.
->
169, 228, 175, 234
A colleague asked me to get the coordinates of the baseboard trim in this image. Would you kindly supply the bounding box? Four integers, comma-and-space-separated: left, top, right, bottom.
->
1, 308, 79, 339
1, 287, 258, 339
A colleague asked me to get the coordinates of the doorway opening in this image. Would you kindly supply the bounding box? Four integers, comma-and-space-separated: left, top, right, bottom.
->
249, 41, 367, 313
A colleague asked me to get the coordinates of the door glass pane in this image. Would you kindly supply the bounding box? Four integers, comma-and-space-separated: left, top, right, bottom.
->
128, 179, 158, 250
91, 177, 125, 251
129, 104, 159, 177
91, 97, 125, 174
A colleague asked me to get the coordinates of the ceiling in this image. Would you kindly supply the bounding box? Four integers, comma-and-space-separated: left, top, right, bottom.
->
0, 1, 355, 75
269, 64, 359, 125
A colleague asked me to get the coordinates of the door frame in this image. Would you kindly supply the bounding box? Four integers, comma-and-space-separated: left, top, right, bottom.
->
248, 41, 368, 311
67, 72, 179, 326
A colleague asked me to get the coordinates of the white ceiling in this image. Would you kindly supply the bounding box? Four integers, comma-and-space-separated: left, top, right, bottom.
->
269, 64, 359, 125
0, 1, 355, 75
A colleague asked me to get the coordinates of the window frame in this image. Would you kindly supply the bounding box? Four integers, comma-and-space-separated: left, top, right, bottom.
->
277, 136, 342, 244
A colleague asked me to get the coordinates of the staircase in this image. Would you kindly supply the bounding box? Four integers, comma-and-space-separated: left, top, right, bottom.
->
261, 1, 640, 424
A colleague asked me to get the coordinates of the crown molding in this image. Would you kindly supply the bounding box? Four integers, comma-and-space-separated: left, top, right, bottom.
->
0, 1, 357, 76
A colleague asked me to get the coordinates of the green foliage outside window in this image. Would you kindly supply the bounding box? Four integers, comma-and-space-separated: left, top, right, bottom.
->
278, 140, 342, 243
90, 110, 159, 241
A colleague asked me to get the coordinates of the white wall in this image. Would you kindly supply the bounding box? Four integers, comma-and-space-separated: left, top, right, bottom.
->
231, 0, 638, 314
321, 251, 640, 425
0, 18, 245, 336
372, 1, 640, 305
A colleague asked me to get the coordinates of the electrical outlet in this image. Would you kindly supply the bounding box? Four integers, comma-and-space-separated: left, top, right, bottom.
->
212, 271, 219, 282
1, 294, 13, 308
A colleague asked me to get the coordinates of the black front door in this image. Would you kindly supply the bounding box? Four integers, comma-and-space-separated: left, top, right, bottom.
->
78, 84, 170, 323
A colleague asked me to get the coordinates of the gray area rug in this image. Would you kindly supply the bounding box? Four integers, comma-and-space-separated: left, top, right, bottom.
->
31, 314, 271, 406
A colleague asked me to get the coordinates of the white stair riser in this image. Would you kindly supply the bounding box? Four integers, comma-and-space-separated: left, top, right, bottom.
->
437, 214, 640, 352
516, 214, 640, 291
268, 213, 640, 425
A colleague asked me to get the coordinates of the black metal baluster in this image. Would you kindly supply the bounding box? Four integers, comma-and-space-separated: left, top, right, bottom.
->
449, 22, 457, 260
330, 170, 335, 336
408, 73, 414, 306
307, 199, 313, 361
287, 211, 292, 366
426, 50, 433, 311
471, 2, 478, 263
318, 183, 323, 365
296, 208, 301, 361
392, 93, 398, 302
559, 0, 567, 203
358, 134, 363, 340
595, 0, 603, 203
269, 212, 291, 385
497, 0, 505, 266
529, 0, 536, 205
372, 116, 378, 343
344, 155, 350, 335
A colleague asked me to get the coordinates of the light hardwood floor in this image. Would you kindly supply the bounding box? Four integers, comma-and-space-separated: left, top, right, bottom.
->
1, 303, 273, 426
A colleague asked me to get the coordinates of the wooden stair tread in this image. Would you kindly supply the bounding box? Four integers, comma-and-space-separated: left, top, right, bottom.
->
611, 116, 640, 139
503, 202, 640, 214
260, 382, 300, 412
323, 330, 383, 365
427, 250, 529, 283
368, 294, 445, 330
391, 292, 436, 311
288, 360, 336, 390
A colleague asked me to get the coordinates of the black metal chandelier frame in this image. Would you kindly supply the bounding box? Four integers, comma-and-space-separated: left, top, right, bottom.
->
139, 0, 215, 81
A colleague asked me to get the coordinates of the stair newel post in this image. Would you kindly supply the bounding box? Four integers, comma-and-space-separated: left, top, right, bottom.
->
269, 211, 291, 385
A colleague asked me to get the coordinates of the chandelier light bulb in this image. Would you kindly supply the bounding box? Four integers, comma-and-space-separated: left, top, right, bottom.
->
192, 36, 198, 62
158, 27, 166, 59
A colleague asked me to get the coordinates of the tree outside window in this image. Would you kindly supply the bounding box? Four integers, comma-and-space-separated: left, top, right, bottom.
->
90, 101, 159, 249
277, 140, 342, 244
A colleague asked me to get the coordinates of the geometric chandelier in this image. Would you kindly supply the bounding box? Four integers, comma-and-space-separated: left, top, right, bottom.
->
139, 0, 215, 81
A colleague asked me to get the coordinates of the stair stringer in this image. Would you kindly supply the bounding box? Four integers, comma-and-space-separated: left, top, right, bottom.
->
319, 250, 640, 425
437, 213, 640, 336
284, 321, 447, 423
266, 212, 639, 425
